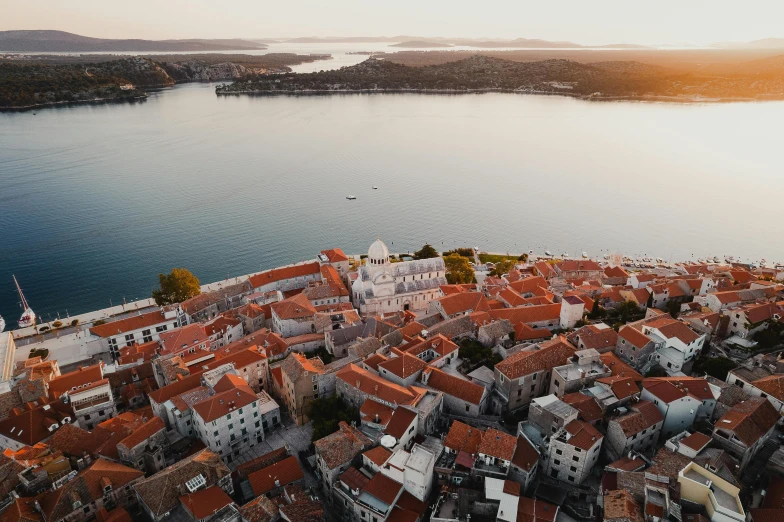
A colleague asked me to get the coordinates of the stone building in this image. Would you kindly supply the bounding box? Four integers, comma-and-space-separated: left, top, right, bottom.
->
314, 421, 372, 491
117, 416, 167, 475
545, 420, 603, 485
604, 400, 664, 461
351, 238, 447, 316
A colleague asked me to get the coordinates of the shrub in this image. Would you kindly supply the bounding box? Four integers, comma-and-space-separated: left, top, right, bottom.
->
52, 321, 63, 328
93, 319, 106, 326
38, 326, 50, 332
71, 319, 79, 327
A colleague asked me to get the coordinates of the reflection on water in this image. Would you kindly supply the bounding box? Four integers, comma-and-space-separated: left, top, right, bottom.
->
0, 83, 781, 321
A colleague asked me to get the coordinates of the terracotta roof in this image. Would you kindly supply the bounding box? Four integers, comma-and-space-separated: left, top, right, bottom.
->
562, 393, 603, 423
564, 419, 603, 451
0, 403, 61, 446
511, 435, 539, 472
645, 377, 714, 401
0, 498, 43, 522
478, 428, 517, 461
646, 449, 693, 480
436, 292, 491, 316
321, 248, 349, 263
600, 353, 644, 382
597, 376, 640, 400
339, 466, 370, 491
606, 455, 646, 472
642, 379, 688, 403
363, 446, 393, 467
495, 337, 575, 379
363, 353, 387, 371
423, 367, 485, 405
89, 310, 171, 338
680, 432, 711, 451
118, 416, 165, 450
569, 324, 618, 351
179, 486, 233, 520
518, 497, 558, 522
270, 367, 283, 388
488, 303, 562, 327
48, 363, 103, 398
385, 407, 418, 439
604, 266, 629, 279
503, 480, 521, 496
604, 489, 642, 522
133, 449, 230, 519
362, 472, 403, 505
235, 448, 289, 479
336, 364, 420, 406
614, 401, 663, 437
40, 458, 143, 522
248, 262, 321, 289
378, 353, 427, 379
148, 371, 203, 405
360, 399, 395, 426
314, 421, 372, 470
645, 318, 700, 344
192, 376, 257, 423
271, 292, 317, 321
752, 374, 784, 402
716, 397, 779, 446
618, 326, 652, 349
248, 455, 304, 495
444, 420, 483, 455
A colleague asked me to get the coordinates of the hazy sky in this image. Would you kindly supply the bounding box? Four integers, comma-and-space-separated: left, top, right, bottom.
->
2, 0, 783, 45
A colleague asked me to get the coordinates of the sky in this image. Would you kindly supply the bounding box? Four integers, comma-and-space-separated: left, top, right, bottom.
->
2, 0, 783, 46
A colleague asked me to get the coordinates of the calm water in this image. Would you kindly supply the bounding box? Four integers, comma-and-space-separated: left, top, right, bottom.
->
1, 83, 782, 327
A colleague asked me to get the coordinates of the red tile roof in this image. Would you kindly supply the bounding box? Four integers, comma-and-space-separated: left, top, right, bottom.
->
248, 456, 304, 496
321, 248, 349, 263
443, 420, 483, 455
600, 353, 644, 382
360, 399, 395, 426
562, 393, 603, 423
604, 489, 642, 522
511, 435, 539, 472
118, 416, 165, 450
518, 497, 558, 522
423, 367, 485, 405
680, 432, 711, 451
271, 292, 317, 320
192, 375, 257, 423
478, 428, 517, 461
89, 310, 171, 338
179, 486, 233, 520
385, 407, 418, 439
752, 375, 784, 402
564, 420, 603, 450
597, 376, 640, 400
378, 354, 427, 379
339, 466, 370, 491
361, 472, 403, 505
48, 363, 103, 398
716, 397, 779, 446
314, 421, 372, 469
336, 364, 420, 406
642, 379, 688, 403
363, 446, 393, 467
614, 401, 663, 437
618, 326, 652, 349
495, 337, 575, 379
248, 262, 321, 289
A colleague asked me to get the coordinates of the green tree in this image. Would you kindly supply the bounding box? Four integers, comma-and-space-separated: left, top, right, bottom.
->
666, 300, 681, 319
413, 243, 439, 260
611, 300, 642, 324
490, 259, 515, 277
306, 396, 359, 442
152, 268, 201, 305
692, 356, 737, 380
645, 366, 668, 378
444, 254, 475, 284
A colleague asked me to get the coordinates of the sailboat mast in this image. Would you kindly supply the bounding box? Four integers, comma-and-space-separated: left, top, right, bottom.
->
13, 275, 29, 310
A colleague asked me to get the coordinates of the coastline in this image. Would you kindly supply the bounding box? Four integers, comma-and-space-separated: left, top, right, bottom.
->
214, 87, 772, 104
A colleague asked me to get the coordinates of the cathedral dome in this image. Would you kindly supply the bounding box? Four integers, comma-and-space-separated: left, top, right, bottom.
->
368, 238, 390, 266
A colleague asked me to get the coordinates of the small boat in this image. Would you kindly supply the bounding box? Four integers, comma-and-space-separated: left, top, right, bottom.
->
372, 186, 378, 190
346, 195, 357, 200
13, 275, 36, 329
582, 252, 588, 259
545, 250, 552, 256
0, 315, 5, 333
603, 254, 610, 260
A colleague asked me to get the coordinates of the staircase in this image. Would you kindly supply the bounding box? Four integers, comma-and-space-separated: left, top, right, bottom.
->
742, 438, 780, 487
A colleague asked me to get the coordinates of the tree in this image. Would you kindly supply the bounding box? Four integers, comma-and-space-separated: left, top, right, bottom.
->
306, 396, 359, 442
693, 356, 737, 380
645, 366, 668, 378
413, 243, 439, 260
490, 259, 515, 277
611, 300, 642, 324
444, 254, 475, 284
152, 268, 201, 305
666, 300, 681, 319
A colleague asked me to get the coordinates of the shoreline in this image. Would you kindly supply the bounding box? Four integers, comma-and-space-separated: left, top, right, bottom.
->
215, 87, 772, 104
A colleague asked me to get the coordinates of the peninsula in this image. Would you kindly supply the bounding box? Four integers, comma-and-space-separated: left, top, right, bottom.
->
215, 53, 784, 101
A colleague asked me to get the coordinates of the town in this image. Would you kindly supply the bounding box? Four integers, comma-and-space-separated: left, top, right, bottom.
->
1, 238, 784, 522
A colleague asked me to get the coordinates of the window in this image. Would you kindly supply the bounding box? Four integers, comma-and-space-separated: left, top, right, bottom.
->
568, 476, 575, 482
553, 459, 560, 465
239, 408, 243, 414
466, 404, 470, 412
530, 385, 535, 392
555, 449, 562, 455
573, 456, 580, 462
570, 466, 577, 472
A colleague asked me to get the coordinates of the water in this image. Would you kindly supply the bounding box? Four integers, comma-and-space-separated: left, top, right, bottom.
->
1, 82, 782, 327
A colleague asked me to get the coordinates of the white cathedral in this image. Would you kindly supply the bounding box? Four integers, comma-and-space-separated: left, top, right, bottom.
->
351, 238, 447, 316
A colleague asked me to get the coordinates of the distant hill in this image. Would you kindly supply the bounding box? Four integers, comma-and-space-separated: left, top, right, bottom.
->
390, 40, 453, 48
0, 30, 267, 52
714, 38, 784, 50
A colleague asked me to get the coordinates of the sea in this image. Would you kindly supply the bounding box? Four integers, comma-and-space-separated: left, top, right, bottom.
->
1, 42, 783, 327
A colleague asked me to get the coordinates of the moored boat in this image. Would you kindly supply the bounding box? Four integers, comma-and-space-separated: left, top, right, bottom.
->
13, 275, 36, 328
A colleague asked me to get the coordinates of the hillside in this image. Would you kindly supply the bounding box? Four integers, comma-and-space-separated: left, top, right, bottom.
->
215, 54, 784, 100
390, 40, 453, 48
0, 30, 266, 52
0, 53, 330, 108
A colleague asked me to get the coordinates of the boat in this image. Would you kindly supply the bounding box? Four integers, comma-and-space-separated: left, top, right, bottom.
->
13, 275, 36, 328
372, 186, 378, 190
582, 252, 588, 259
545, 250, 552, 257
0, 315, 5, 333
346, 195, 357, 200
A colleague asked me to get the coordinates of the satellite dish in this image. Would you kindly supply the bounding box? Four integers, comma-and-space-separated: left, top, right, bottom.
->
381, 435, 397, 448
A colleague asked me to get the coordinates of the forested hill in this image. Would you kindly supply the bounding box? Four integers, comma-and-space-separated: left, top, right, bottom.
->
216, 54, 784, 101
